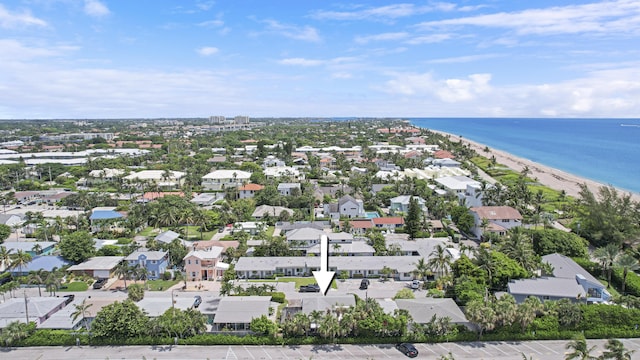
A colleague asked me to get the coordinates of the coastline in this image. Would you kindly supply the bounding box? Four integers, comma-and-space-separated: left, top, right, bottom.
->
430, 130, 640, 203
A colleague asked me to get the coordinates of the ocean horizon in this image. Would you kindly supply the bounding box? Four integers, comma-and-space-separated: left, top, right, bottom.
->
408, 118, 640, 195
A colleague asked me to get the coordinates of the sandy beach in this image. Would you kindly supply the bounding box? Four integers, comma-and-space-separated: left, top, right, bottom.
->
431, 130, 640, 203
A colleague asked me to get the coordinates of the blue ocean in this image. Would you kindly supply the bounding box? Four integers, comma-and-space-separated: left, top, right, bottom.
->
409, 118, 640, 194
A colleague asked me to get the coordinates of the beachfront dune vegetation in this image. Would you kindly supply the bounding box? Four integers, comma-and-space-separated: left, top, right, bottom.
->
1, 118, 640, 346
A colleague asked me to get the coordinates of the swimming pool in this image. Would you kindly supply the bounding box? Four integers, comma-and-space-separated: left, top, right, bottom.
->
365, 212, 379, 219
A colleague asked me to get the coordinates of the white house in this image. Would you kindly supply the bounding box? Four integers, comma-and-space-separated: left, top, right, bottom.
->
323, 195, 365, 219
277, 183, 301, 196
264, 166, 303, 180
389, 195, 427, 215
201, 170, 251, 191
123, 170, 185, 190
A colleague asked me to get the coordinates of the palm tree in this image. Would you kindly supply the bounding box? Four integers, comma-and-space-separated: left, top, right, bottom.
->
600, 338, 635, 360
412, 257, 431, 281
27, 269, 46, 297
596, 244, 621, 288
9, 249, 32, 275
427, 244, 452, 277
500, 227, 536, 272
564, 335, 598, 360
31, 243, 42, 255
45, 271, 62, 296
114, 262, 131, 289
0, 246, 12, 270
474, 247, 495, 289
70, 298, 93, 331
614, 254, 640, 295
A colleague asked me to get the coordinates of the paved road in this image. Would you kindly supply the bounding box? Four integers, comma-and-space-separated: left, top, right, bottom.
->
6, 339, 640, 360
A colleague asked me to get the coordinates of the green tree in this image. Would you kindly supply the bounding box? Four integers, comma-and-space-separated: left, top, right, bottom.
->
428, 244, 452, 277
91, 300, 150, 339
152, 307, 207, 339
127, 283, 144, 302
614, 254, 640, 295
393, 288, 415, 300
9, 249, 32, 275
249, 315, 277, 337
0, 224, 11, 242
0, 320, 35, 347
412, 257, 431, 281
465, 299, 496, 339
600, 338, 635, 360
70, 298, 93, 331
404, 196, 422, 240
564, 335, 598, 360
58, 231, 95, 264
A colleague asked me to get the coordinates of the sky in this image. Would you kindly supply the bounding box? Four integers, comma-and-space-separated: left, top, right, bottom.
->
1, 0, 640, 119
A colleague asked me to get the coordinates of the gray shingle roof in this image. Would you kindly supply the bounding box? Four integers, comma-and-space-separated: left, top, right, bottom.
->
395, 298, 468, 324
542, 253, 601, 285
508, 276, 586, 299
212, 296, 271, 324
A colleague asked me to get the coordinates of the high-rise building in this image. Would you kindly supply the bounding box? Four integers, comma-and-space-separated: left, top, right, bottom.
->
234, 116, 250, 124
209, 116, 226, 124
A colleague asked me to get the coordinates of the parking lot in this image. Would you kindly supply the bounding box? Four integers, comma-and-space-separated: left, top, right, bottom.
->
8, 339, 640, 359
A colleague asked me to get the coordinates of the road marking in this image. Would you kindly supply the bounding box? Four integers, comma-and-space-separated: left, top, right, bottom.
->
466, 343, 492, 355
226, 346, 238, 360
243, 345, 255, 359
374, 345, 392, 358
342, 345, 357, 359
419, 343, 438, 354
261, 346, 272, 359
278, 348, 290, 360
534, 341, 559, 354
521, 343, 543, 354
453, 343, 471, 354
506, 343, 523, 353
358, 345, 371, 356
489, 343, 509, 355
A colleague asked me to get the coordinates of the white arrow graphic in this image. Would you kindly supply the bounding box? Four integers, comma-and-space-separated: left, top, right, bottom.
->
312, 234, 335, 296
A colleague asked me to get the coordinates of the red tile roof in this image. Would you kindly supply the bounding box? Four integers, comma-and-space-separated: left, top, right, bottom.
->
238, 183, 264, 191
434, 150, 455, 159
470, 206, 523, 220
143, 192, 185, 200
344, 220, 374, 229
372, 217, 405, 225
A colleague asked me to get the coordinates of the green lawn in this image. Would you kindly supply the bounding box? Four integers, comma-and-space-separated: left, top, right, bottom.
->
146, 279, 179, 291
249, 277, 338, 289
58, 281, 89, 292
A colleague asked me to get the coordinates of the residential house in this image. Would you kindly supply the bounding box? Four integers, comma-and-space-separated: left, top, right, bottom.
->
89, 207, 126, 233
395, 298, 472, 330
323, 195, 365, 219
183, 247, 226, 281
86, 168, 126, 185
277, 183, 301, 196
238, 183, 264, 199
341, 219, 373, 235
2, 241, 56, 256
252, 205, 294, 220
285, 227, 325, 249
234, 256, 420, 280
469, 206, 523, 239
232, 221, 266, 236
123, 170, 185, 190
264, 166, 303, 180
140, 191, 185, 203
389, 195, 427, 215
263, 155, 285, 167
191, 192, 220, 206
0, 213, 23, 227
0, 297, 69, 328
507, 253, 611, 304
124, 250, 169, 280
67, 256, 124, 279
372, 217, 405, 231
211, 296, 272, 332
7, 255, 69, 276
201, 169, 251, 191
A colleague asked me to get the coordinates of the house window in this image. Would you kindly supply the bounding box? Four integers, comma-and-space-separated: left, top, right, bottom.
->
151, 260, 156, 264
187, 260, 191, 264
195, 259, 199, 264
191, 272, 196, 277
543, 296, 550, 300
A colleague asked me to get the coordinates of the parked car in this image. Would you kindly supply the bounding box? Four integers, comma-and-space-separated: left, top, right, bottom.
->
93, 278, 108, 289
193, 295, 202, 308
411, 279, 421, 290
299, 284, 321, 292
360, 279, 370, 290
396, 343, 419, 358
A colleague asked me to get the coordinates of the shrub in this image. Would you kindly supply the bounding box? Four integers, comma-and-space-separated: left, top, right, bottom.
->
162, 271, 172, 281
127, 284, 144, 302
269, 292, 286, 304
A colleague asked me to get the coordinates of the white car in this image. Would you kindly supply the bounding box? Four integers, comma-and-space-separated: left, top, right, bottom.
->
410, 280, 421, 290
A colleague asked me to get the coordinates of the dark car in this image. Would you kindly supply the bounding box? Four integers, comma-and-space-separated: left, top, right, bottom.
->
93, 278, 107, 289
396, 343, 419, 358
299, 284, 321, 293
360, 279, 370, 290
193, 295, 202, 308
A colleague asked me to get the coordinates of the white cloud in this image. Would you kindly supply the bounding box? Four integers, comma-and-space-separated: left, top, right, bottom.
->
0, 39, 78, 61
0, 4, 47, 28
263, 19, 321, 42
331, 72, 353, 79
84, 0, 111, 18
416, 0, 640, 36
427, 53, 502, 64
198, 19, 224, 28
278, 58, 324, 66
196, 46, 219, 56
354, 32, 408, 44
384, 72, 492, 102
311, 3, 437, 21
405, 33, 452, 44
